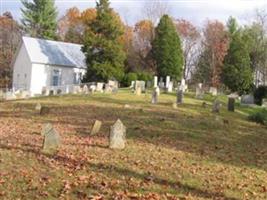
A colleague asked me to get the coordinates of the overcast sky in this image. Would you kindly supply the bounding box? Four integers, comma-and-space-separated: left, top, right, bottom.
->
1, 0, 267, 26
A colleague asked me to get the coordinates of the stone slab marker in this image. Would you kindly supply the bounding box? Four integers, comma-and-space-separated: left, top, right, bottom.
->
151, 88, 158, 104
42, 123, 60, 153
90, 120, 102, 135
228, 97, 235, 112
153, 76, 158, 88
177, 90, 183, 104
212, 99, 221, 113
109, 119, 126, 149
35, 103, 42, 113
166, 76, 170, 88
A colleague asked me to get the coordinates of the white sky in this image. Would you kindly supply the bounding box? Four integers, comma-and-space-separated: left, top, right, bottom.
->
0, 0, 266, 26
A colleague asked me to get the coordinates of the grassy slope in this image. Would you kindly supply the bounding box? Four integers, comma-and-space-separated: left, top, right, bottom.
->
0, 90, 266, 200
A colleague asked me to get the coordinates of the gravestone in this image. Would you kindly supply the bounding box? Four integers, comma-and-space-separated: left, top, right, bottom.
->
40, 106, 50, 115
135, 81, 145, 92
135, 86, 142, 96
212, 99, 221, 113
262, 99, 267, 107
104, 83, 112, 93
155, 86, 160, 96
109, 119, 126, 149
151, 88, 158, 104
196, 83, 204, 99
153, 76, 158, 88
35, 103, 42, 113
130, 81, 135, 89
42, 123, 60, 153
83, 85, 89, 94
166, 76, 170, 89
241, 94, 254, 105
172, 102, 177, 109
209, 87, 217, 96
228, 97, 235, 112
96, 82, 104, 93
159, 77, 165, 88
89, 85, 96, 93
90, 120, 102, 136
167, 81, 173, 93
177, 90, 183, 104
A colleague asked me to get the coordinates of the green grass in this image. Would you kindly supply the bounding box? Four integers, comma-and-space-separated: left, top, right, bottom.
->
0, 90, 266, 199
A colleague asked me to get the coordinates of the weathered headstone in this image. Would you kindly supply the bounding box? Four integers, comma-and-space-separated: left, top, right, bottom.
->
262, 99, 267, 107
212, 99, 221, 113
177, 90, 183, 104
159, 77, 165, 88
35, 103, 42, 113
42, 123, 60, 153
90, 120, 102, 136
40, 106, 50, 115
135, 81, 145, 92
135, 86, 142, 96
153, 76, 158, 88
155, 86, 160, 96
151, 88, 158, 104
109, 119, 126, 149
209, 87, 217, 96
83, 85, 89, 94
228, 97, 235, 112
241, 94, 254, 105
166, 76, 170, 89
167, 81, 173, 93
96, 82, 104, 93
196, 83, 204, 99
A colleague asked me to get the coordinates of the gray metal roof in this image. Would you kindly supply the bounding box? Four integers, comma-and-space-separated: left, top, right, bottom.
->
22, 36, 86, 69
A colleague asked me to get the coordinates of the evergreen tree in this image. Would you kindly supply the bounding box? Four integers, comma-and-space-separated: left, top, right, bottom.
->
21, 0, 57, 39
152, 15, 184, 80
222, 17, 253, 94
82, 0, 126, 82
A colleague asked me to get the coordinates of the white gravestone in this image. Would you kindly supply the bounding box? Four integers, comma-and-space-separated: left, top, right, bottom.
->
153, 76, 158, 88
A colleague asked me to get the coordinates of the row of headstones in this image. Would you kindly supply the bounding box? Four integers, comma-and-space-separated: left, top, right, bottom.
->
42, 80, 119, 96
42, 119, 126, 153
132, 76, 188, 95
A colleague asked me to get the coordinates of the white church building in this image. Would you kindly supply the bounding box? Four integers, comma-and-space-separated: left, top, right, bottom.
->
12, 36, 86, 96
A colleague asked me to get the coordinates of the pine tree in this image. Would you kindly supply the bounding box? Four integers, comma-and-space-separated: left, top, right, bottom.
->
222, 17, 253, 94
152, 15, 184, 81
82, 0, 126, 82
21, 0, 57, 39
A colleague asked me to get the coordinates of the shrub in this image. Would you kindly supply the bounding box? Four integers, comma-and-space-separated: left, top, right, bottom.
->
254, 86, 267, 105
137, 72, 153, 82
122, 73, 138, 87
248, 109, 267, 125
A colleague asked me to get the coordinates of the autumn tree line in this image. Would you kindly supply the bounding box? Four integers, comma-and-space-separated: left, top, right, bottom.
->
1, 0, 267, 94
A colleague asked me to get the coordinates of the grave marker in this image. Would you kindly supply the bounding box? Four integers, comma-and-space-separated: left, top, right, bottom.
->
109, 119, 126, 149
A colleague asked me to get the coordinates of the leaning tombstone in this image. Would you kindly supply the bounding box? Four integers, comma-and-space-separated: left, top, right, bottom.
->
109, 119, 126, 150
151, 88, 158, 104
177, 90, 183, 104
42, 123, 61, 153
90, 120, 102, 136
212, 99, 221, 113
228, 97, 235, 112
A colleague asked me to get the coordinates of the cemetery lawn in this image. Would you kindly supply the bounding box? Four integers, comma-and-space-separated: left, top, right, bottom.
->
0, 90, 266, 200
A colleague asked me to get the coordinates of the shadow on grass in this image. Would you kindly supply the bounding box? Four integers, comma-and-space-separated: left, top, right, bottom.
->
0, 143, 238, 200
0, 96, 266, 172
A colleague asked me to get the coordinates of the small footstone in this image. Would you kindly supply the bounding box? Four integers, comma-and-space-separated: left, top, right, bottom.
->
42, 123, 60, 153
90, 120, 102, 136
109, 119, 126, 150
40, 107, 49, 115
